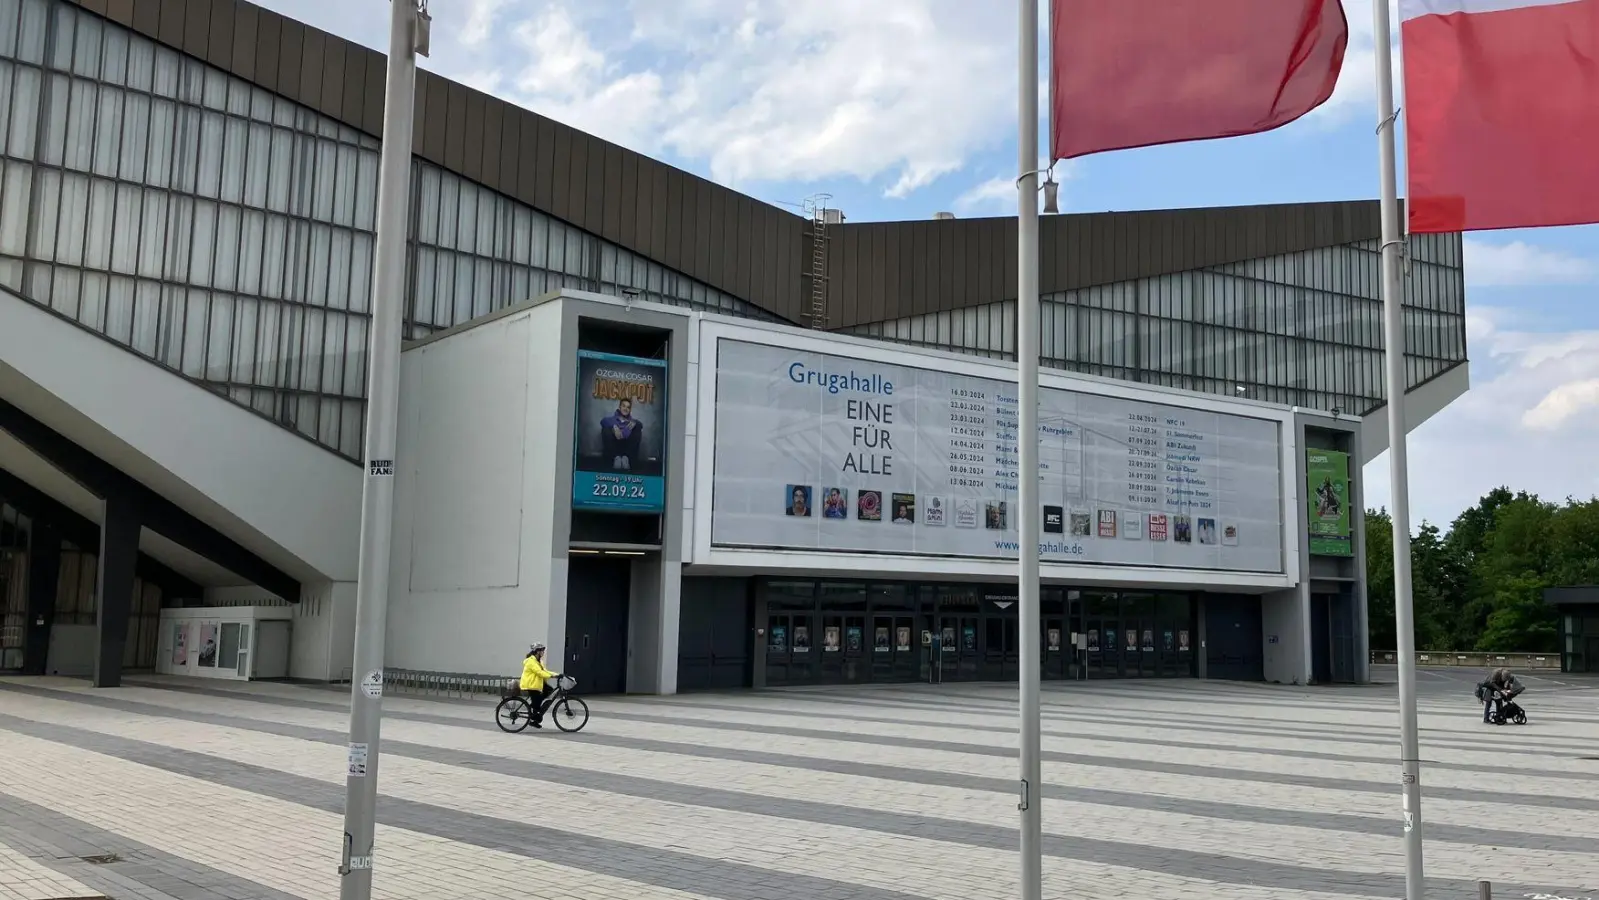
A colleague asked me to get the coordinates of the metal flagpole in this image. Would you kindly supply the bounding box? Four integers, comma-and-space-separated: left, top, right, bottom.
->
338, 1, 427, 897
1370, 2, 1426, 899
1015, 0, 1043, 897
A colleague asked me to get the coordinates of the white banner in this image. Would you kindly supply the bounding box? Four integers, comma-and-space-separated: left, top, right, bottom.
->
709, 339, 1285, 573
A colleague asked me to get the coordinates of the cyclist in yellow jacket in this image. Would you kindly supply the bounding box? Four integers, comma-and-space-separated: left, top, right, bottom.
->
520, 643, 560, 729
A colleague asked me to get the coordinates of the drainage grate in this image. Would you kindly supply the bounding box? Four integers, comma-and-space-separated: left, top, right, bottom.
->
76, 853, 120, 865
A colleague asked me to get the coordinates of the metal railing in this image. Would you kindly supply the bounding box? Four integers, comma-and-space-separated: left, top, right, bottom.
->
1371, 651, 1560, 670
380, 668, 509, 699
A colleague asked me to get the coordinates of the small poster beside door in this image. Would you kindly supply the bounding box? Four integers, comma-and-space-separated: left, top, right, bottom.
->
823, 626, 841, 652
875, 627, 891, 652
845, 626, 863, 653
793, 625, 811, 653
1047, 628, 1061, 652
1125, 629, 1137, 652
962, 625, 977, 652
197, 623, 219, 668
1142, 629, 1154, 652
768, 625, 787, 652
171, 622, 189, 666
1178, 630, 1191, 652
1087, 629, 1100, 652
1162, 629, 1174, 652
897, 626, 912, 651
942, 626, 956, 649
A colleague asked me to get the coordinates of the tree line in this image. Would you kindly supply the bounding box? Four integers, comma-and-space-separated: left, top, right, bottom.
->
1365, 488, 1599, 653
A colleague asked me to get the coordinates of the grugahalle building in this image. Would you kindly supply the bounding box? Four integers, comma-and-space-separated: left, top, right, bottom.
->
0, 0, 1468, 691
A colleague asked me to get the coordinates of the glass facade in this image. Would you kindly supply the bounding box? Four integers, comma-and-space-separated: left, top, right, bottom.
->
0, 0, 775, 461
1, 0, 1467, 465
846, 234, 1467, 417
761, 577, 1195, 687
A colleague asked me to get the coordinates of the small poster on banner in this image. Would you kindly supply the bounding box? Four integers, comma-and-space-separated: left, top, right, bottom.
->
923, 496, 947, 526
1121, 512, 1143, 540
1198, 517, 1218, 545
1070, 512, 1092, 537
1222, 522, 1240, 546
1097, 509, 1118, 538
1148, 513, 1169, 541
891, 494, 917, 525
1173, 515, 1193, 544
955, 498, 980, 528
822, 487, 849, 519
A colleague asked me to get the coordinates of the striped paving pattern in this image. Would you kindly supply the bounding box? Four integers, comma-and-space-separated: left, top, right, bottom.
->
0, 670, 1596, 900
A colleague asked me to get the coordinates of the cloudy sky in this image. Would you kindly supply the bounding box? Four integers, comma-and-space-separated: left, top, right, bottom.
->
259, 0, 1599, 530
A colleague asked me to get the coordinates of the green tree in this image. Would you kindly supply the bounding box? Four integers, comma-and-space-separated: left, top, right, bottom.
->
1365, 508, 1395, 650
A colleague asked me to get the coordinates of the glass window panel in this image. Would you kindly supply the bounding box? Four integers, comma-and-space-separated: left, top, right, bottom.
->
0, 0, 18, 59
321, 311, 349, 396
452, 253, 475, 323
354, 150, 378, 231
164, 195, 195, 281
205, 291, 234, 381
297, 307, 326, 395
193, 109, 224, 197
89, 82, 123, 177
70, 9, 102, 79
310, 138, 336, 221
332, 143, 357, 228
242, 121, 270, 207
306, 223, 331, 308
6, 64, 38, 157
0, 161, 31, 256
260, 215, 288, 298
14, 0, 45, 64
187, 199, 219, 284
326, 229, 352, 310
46, 2, 74, 69
219, 116, 246, 204
348, 232, 372, 313
213, 205, 241, 291
463, 190, 488, 257
62, 78, 98, 172
29, 167, 61, 261
265, 127, 294, 212
236, 208, 265, 294
143, 96, 175, 187
437, 174, 460, 249
83, 175, 114, 269
135, 187, 167, 277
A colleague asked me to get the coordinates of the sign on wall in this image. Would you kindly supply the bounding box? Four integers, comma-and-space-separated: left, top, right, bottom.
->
1306, 448, 1352, 556
709, 339, 1285, 573
572, 350, 668, 513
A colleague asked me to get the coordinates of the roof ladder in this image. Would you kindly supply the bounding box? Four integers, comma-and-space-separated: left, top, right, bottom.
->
804, 194, 833, 330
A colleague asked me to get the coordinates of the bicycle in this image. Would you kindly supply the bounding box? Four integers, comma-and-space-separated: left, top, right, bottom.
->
495, 674, 589, 733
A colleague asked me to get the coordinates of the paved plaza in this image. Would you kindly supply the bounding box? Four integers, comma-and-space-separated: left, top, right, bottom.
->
0, 668, 1595, 900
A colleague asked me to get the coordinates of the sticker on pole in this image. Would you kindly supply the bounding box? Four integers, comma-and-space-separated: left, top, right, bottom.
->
347, 742, 369, 777
368, 459, 394, 477
360, 670, 384, 698
347, 855, 373, 871
1403, 810, 1414, 833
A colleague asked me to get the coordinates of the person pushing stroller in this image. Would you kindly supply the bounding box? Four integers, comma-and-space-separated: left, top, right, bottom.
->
1475, 667, 1526, 725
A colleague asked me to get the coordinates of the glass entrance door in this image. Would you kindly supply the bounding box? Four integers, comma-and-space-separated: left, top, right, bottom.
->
982, 617, 1019, 681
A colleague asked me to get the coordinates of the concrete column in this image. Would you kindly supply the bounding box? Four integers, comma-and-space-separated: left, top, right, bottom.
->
22, 520, 60, 676
93, 493, 140, 688
1195, 596, 1208, 679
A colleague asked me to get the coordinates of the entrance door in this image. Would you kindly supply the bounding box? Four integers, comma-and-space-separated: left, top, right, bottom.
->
1205, 595, 1264, 681
1310, 593, 1333, 683
565, 557, 631, 694
982, 617, 1020, 681
677, 579, 751, 691
1586, 636, 1599, 674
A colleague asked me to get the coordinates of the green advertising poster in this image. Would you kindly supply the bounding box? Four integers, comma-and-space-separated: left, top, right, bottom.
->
1306, 448, 1352, 556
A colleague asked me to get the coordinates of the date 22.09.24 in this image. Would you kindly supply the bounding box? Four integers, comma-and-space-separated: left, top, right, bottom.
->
591, 481, 648, 499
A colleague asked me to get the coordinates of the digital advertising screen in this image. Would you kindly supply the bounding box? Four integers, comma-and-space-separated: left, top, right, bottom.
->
572, 350, 668, 513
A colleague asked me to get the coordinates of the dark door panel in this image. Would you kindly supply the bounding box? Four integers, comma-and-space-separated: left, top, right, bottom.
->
565, 557, 631, 694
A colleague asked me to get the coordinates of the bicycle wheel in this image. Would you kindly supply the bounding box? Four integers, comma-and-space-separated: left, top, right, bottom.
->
495, 697, 532, 733
551, 696, 589, 733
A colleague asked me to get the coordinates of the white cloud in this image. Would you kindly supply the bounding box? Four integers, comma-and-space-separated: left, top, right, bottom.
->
1363, 308, 1599, 526
254, 0, 1027, 200
1462, 238, 1596, 286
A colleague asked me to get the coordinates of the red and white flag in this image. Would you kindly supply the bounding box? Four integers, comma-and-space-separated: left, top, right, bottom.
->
1049, 0, 1348, 160
1403, 0, 1599, 233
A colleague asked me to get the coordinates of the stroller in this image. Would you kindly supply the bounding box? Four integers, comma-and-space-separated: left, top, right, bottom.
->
1475, 682, 1528, 725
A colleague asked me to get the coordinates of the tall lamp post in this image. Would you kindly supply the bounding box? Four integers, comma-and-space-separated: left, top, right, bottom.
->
337, 2, 428, 898
1015, 0, 1044, 898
